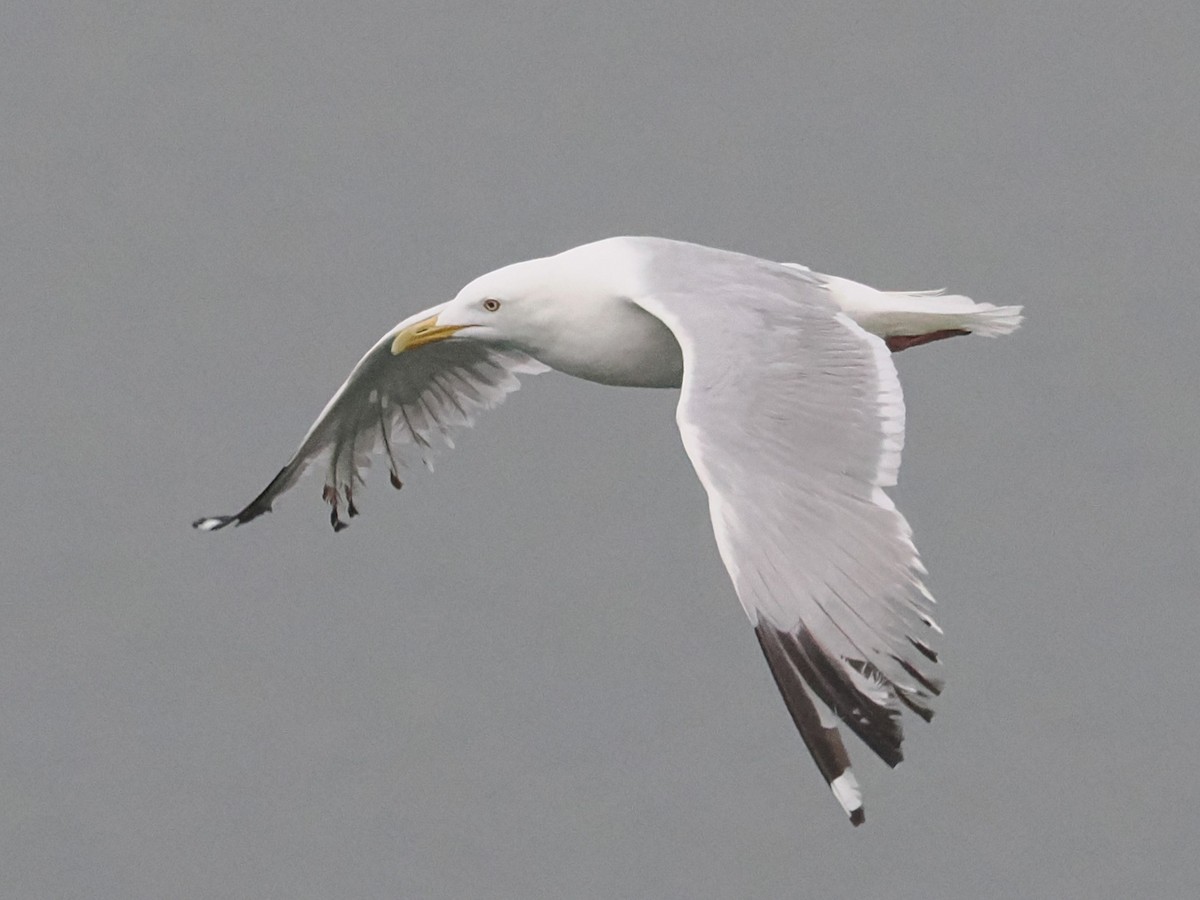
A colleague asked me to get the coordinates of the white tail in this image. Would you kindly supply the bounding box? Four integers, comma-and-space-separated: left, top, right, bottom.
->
781, 264, 1023, 342
822, 274, 1023, 341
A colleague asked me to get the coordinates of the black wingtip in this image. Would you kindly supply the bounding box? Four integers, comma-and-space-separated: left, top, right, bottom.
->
907, 636, 940, 663
193, 466, 287, 533
849, 807, 865, 827
389, 471, 404, 490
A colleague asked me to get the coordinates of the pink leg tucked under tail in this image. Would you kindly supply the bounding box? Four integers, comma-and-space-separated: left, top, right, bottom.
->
885, 329, 970, 353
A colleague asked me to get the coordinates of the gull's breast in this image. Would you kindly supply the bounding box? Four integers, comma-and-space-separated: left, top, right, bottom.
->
529, 297, 684, 388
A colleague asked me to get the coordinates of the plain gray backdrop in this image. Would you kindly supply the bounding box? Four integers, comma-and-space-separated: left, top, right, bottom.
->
4, 2, 1198, 898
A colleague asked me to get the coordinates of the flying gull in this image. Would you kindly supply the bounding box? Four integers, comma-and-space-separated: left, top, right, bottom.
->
195, 237, 1022, 824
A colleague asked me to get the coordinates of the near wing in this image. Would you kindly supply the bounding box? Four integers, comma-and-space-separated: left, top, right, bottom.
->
633, 267, 943, 826
193, 304, 548, 532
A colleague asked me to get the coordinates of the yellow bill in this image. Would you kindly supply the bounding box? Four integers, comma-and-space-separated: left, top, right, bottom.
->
390, 315, 467, 354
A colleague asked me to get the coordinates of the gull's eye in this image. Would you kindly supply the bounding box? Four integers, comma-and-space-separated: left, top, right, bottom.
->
482, 298, 501, 312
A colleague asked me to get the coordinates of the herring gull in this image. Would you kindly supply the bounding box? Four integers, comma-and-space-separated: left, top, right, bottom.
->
194, 237, 1022, 824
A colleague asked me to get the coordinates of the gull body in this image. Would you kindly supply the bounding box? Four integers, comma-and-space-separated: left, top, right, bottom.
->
195, 236, 1022, 825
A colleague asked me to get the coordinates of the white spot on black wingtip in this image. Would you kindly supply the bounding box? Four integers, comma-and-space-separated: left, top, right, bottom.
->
192, 515, 236, 531
830, 771, 864, 826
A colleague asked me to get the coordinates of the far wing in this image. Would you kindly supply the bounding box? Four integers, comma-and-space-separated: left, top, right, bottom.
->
633, 265, 942, 825
194, 304, 548, 532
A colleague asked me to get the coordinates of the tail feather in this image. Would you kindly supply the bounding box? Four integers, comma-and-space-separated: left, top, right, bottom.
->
876, 290, 1024, 338
818, 273, 1024, 341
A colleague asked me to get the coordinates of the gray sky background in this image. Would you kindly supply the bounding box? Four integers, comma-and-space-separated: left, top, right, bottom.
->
4, 2, 1198, 898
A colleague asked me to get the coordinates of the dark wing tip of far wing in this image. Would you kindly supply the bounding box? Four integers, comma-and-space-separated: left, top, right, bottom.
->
192, 467, 290, 533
